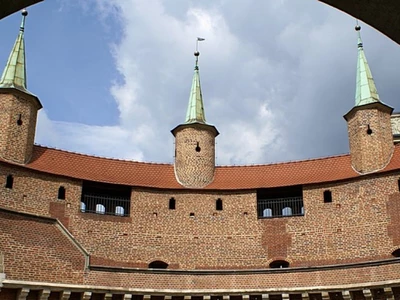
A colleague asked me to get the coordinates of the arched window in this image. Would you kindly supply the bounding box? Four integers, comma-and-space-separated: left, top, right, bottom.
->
216, 198, 223, 211
263, 208, 272, 217
269, 260, 289, 268
115, 206, 124, 216
96, 204, 105, 214
58, 186, 66, 200
148, 260, 168, 269
80, 202, 86, 212
323, 190, 332, 203
282, 207, 292, 216
392, 249, 400, 257
169, 198, 176, 210
5, 175, 13, 189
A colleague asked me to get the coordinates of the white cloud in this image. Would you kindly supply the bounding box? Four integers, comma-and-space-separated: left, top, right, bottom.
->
35, 1, 400, 165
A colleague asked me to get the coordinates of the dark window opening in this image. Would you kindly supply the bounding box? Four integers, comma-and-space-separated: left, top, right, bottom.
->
169, 197, 176, 210
80, 181, 131, 217
323, 190, 332, 203
195, 142, 201, 152
148, 260, 168, 269
5, 175, 13, 189
328, 292, 343, 300
367, 124, 373, 135
58, 186, 66, 200
216, 198, 223, 210
269, 260, 289, 268
257, 186, 304, 218
392, 249, 400, 257
190, 212, 195, 217
17, 114, 23, 126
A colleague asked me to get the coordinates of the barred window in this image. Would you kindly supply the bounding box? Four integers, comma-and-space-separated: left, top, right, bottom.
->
80, 181, 131, 217
257, 186, 304, 218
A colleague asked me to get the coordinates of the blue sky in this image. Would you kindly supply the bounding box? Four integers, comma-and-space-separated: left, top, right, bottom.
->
1, 0, 400, 165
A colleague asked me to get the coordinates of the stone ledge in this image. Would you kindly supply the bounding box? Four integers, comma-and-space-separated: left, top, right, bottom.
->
89, 257, 400, 274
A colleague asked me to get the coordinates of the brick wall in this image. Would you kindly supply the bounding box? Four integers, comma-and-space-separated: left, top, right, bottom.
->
1, 161, 400, 284
84, 262, 400, 290
0, 162, 81, 220
174, 124, 216, 188
0, 209, 86, 283
346, 105, 393, 173
0, 91, 40, 164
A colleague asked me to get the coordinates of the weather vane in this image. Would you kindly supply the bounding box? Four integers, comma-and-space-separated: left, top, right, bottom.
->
195, 37, 205, 56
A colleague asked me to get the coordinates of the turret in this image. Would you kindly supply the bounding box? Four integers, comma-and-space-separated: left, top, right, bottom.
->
344, 24, 393, 174
171, 49, 219, 188
0, 10, 42, 164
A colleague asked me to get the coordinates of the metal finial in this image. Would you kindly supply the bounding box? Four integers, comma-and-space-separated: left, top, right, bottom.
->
355, 19, 361, 31
355, 20, 363, 48
194, 38, 204, 69
20, 9, 28, 32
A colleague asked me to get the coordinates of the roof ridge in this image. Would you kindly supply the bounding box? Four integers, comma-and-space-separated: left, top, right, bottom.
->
33, 144, 173, 166
216, 152, 351, 168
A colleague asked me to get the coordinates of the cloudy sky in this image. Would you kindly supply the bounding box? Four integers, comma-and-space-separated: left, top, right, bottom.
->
1, 0, 400, 165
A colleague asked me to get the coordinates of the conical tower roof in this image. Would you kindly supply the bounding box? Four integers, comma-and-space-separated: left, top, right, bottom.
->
185, 51, 206, 123
0, 10, 33, 96
354, 24, 380, 106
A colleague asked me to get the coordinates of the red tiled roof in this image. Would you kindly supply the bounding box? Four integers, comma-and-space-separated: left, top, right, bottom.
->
2, 145, 400, 190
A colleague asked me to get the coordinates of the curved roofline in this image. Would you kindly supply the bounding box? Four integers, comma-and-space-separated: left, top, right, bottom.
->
1, 144, 400, 190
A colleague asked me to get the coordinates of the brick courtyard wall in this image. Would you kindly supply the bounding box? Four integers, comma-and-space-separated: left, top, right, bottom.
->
0, 91, 40, 164
346, 105, 393, 173
66, 172, 400, 269
1, 162, 400, 274
0, 162, 81, 223
84, 261, 400, 290
0, 210, 86, 284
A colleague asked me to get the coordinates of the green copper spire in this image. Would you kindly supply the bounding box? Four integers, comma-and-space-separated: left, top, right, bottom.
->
354, 23, 380, 107
0, 9, 30, 93
185, 51, 206, 124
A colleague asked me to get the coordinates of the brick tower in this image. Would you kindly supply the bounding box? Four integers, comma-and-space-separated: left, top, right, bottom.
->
171, 50, 219, 188
344, 24, 393, 174
0, 10, 42, 164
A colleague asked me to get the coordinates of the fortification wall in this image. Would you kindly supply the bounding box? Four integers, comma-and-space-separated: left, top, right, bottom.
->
1, 162, 400, 271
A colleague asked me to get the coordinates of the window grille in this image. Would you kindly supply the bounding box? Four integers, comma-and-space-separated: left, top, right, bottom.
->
257, 197, 304, 218
81, 194, 130, 217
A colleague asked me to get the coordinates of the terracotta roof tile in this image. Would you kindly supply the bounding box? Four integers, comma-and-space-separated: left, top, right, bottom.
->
2, 145, 400, 190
